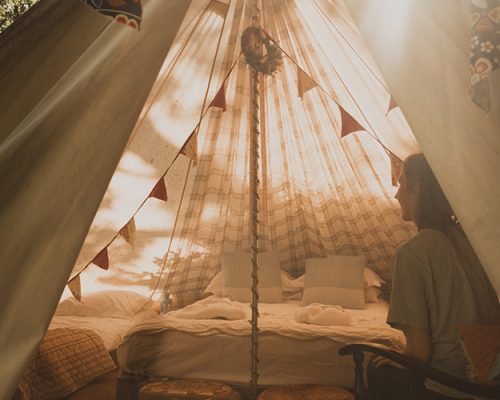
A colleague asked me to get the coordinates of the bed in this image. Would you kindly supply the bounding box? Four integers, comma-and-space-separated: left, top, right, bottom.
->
117, 295, 405, 389
15, 291, 157, 400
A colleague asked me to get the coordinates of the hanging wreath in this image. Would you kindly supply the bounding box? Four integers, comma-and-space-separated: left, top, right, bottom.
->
241, 26, 283, 75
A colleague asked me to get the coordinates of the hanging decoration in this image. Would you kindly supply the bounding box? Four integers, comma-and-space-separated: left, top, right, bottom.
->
67, 276, 82, 301
180, 131, 199, 165
386, 95, 398, 115
389, 152, 403, 187
209, 84, 227, 111
119, 217, 136, 246
469, 0, 500, 112
82, 0, 142, 30
297, 66, 318, 98
149, 178, 168, 201
241, 17, 283, 76
339, 106, 366, 138
91, 248, 110, 270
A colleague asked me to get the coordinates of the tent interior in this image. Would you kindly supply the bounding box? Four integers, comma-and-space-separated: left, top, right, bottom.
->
1, 0, 499, 399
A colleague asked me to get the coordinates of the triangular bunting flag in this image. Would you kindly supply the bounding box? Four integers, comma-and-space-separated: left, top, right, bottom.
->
339, 106, 366, 138
180, 131, 198, 164
68, 276, 81, 301
209, 84, 226, 111
390, 152, 403, 187
92, 247, 109, 270
386, 95, 398, 114
149, 178, 168, 201
297, 66, 318, 98
119, 217, 136, 246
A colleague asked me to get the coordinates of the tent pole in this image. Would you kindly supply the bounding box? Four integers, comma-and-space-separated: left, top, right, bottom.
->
249, 66, 261, 399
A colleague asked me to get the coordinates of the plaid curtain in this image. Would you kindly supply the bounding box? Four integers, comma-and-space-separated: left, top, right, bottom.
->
162, 0, 417, 307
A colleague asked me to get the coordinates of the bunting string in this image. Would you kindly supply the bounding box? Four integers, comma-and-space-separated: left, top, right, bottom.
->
261, 28, 402, 164
67, 13, 242, 297
311, 0, 397, 112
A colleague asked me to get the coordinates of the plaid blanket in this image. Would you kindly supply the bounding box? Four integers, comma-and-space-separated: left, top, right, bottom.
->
17, 328, 116, 400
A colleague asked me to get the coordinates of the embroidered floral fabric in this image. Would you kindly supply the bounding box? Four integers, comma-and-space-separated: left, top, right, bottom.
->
469, 0, 500, 111
82, 0, 142, 29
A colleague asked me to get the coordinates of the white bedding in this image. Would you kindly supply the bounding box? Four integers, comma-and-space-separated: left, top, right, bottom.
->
50, 308, 157, 351
117, 296, 405, 387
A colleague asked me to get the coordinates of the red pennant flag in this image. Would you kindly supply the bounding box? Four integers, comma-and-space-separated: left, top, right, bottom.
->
297, 66, 318, 98
339, 106, 366, 138
180, 131, 198, 164
390, 152, 403, 187
149, 178, 168, 201
119, 217, 136, 246
92, 248, 109, 270
386, 95, 398, 115
68, 276, 81, 301
209, 84, 226, 111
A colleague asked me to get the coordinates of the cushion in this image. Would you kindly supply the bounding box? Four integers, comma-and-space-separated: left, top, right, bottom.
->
258, 385, 354, 400
139, 379, 240, 400
458, 324, 500, 384
55, 290, 152, 318
222, 251, 283, 303
364, 268, 384, 289
302, 255, 366, 309
17, 328, 116, 400
205, 271, 224, 296
364, 287, 382, 303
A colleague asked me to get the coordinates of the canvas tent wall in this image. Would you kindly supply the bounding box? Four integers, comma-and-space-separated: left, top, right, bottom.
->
69, 0, 421, 309
0, 1, 191, 398
0, 1, 499, 400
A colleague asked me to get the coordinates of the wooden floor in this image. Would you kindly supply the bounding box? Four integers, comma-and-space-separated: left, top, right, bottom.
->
63, 369, 118, 400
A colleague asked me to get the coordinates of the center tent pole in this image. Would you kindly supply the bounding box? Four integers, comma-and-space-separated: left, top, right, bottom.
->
249, 64, 261, 399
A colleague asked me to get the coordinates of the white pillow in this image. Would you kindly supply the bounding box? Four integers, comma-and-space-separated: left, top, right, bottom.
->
302, 255, 366, 309
364, 268, 385, 289
55, 290, 151, 318
205, 271, 224, 296
221, 251, 283, 303
364, 286, 382, 303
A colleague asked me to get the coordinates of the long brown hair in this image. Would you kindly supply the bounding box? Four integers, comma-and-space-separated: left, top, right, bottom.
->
402, 153, 459, 233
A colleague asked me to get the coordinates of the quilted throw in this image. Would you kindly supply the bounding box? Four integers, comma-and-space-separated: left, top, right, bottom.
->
469, 0, 500, 111
82, 0, 142, 30
17, 328, 116, 400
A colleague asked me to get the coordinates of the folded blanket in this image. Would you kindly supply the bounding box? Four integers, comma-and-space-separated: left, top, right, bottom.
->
173, 297, 246, 320
295, 303, 352, 326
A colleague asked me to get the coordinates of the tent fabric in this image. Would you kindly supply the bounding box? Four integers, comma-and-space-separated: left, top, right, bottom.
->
0, 0, 191, 398
72, 0, 420, 307
160, 0, 421, 306
344, 0, 500, 294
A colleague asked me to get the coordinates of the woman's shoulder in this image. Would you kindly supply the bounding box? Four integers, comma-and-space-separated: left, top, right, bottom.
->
402, 228, 450, 251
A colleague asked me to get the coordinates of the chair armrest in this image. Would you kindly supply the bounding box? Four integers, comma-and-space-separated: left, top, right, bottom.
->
339, 343, 500, 399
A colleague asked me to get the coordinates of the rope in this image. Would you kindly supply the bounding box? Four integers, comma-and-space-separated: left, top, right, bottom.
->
249, 66, 261, 400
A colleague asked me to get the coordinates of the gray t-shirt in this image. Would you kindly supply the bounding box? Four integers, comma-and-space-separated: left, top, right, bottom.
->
387, 228, 500, 396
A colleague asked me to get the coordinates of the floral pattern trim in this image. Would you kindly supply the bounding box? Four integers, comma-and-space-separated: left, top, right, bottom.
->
469, 0, 500, 112
82, 0, 142, 30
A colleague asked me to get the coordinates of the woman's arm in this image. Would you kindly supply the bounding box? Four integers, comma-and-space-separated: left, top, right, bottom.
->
372, 325, 430, 368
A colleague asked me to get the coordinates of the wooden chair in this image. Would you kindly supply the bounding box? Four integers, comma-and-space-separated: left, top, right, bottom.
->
338, 343, 500, 400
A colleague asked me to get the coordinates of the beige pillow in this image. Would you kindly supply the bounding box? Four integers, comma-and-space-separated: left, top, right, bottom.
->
222, 251, 283, 303
302, 255, 366, 309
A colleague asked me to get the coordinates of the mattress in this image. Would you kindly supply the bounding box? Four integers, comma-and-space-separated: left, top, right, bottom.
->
49, 308, 157, 351
117, 297, 404, 388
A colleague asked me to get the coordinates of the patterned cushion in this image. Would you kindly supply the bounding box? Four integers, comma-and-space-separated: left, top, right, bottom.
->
258, 385, 354, 400
458, 324, 500, 384
139, 379, 240, 400
17, 328, 116, 400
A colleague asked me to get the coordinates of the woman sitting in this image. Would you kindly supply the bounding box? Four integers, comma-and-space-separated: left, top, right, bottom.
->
367, 153, 500, 400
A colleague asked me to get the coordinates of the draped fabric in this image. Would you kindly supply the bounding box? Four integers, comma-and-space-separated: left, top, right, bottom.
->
0, 1, 190, 398
345, 0, 500, 294
158, 0, 418, 307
